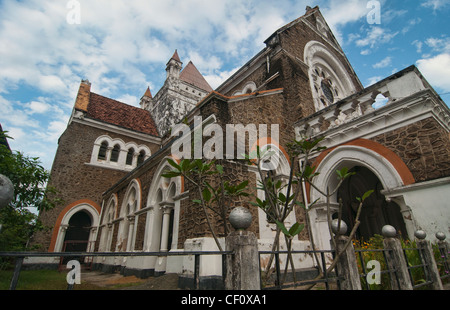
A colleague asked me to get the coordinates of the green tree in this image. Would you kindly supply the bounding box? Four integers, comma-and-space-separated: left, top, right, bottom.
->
0, 131, 59, 251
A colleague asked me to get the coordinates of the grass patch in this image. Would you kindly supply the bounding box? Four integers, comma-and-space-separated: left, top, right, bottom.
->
0, 269, 106, 290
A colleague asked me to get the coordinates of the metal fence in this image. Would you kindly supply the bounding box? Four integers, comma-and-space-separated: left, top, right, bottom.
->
258, 250, 343, 290
0, 250, 233, 290
436, 244, 450, 282
402, 247, 434, 289
354, 248, 399, 290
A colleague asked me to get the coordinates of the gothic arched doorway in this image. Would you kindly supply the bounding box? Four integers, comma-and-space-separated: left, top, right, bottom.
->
337, 166, 408, 241
63, 211, 92, 252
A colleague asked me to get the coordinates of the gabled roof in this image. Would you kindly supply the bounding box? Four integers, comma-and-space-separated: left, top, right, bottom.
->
86, 93, 159, 136
180, 61, 213, 92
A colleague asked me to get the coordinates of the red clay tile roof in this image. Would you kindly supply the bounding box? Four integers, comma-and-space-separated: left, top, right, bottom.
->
86, 93, 159, 136
180, 61, 213, 92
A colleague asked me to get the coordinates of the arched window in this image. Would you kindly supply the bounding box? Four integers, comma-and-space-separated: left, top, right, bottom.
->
304, 40, 357, 112
98, 141, 108, 160
137, 150, 146, 165
91, 135, 151, 171
126, 148, 135, 166
110, 144, 120, 162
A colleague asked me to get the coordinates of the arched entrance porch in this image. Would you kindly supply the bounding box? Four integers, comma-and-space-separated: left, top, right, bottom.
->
308, 143, 414, 250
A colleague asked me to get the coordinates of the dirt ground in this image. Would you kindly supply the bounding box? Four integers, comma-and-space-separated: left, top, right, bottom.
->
80, 270, 450, 290
80, 271, 180, 290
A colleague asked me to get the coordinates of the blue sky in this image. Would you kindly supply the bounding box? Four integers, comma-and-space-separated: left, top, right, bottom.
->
1, 0, 449, 171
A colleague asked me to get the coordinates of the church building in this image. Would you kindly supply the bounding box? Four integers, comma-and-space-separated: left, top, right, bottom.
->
30, 6, 450, 284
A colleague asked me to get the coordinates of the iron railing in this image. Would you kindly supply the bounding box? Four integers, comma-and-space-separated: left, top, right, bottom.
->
354, 248, 399, 290
402, 247, 433, 289
0, 250, 233, 290
436, 244, 450, 282
258, 249, 342, 290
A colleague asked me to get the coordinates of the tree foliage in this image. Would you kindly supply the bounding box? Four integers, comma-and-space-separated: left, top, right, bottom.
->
0, 131, 59, 251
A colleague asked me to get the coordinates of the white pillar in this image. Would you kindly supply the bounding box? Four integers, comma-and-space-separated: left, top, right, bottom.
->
160, 203, 174, 252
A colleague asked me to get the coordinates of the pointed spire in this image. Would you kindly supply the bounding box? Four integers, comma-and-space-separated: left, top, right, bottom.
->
166, 49, 183, 79
170, 49, 181, 63
140, 86, 153, 110
143, 86, 152, 98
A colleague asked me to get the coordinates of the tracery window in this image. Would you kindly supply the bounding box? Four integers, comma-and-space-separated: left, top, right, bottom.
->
311, 65, 341, 109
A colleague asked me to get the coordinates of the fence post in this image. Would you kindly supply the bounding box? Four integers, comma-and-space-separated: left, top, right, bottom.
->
382, 225, 413, 290
10, 256, 24, 290
225, 207, 260, 290
436, 232, 449, 276
415, 230, 443, 290
334, 235, 361, 290
332, 222, 362, 290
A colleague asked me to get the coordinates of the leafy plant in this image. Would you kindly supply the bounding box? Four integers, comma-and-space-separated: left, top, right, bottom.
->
162, 158, 249, 251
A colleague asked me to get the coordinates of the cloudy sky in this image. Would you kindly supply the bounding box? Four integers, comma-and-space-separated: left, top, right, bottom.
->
1, 0, 449, 171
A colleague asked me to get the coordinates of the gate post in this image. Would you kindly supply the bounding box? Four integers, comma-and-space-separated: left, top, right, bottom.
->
225, 207, 260, 290
382, 225, 413, 290
331, 220, 361, 290
415, 230, 443, 290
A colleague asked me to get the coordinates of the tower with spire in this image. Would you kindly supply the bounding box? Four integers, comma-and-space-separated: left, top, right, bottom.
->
140, 50, 213, 137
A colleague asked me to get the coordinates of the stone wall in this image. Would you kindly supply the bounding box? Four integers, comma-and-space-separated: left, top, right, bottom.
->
33, 120, 159, 251
372, 117, 450, 182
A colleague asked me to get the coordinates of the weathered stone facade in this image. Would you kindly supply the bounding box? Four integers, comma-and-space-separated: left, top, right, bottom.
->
372, 117, 450, 182
32, 6, 449, 282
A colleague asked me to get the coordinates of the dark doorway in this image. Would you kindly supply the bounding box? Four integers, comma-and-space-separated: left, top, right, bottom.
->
337, 166, 408, 241
63, 211, 92, 252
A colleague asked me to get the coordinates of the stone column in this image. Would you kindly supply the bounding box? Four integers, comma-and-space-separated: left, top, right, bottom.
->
159, 203, 174, 252
382, 225, 413, 290
225, 207, 260, 290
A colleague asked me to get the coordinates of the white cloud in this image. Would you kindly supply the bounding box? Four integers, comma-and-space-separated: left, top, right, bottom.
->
204, 67, 240, 90
321, 0, 369, 44
355, 27, 399, 48
367, 76, 383, 86
373, 56, 392, 69
425, 37, 450, 53
417, 53, 450, 92
412, 40, 423, 53
421, 0, 450, 11
26, 100, 52, 114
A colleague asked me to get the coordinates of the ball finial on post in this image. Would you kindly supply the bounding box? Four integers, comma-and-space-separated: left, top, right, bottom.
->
331, 219, 347, 235
0, 174, 14, 209
382, 225, 397, 238
229, 207, 252, 231
435, 232, 446, 241
414, 229, 427, 240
